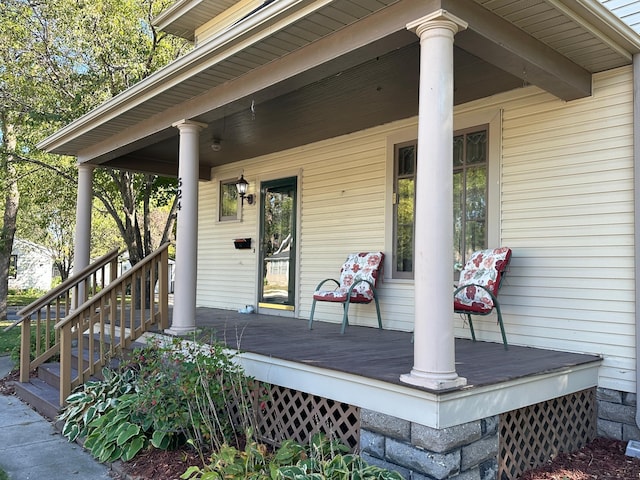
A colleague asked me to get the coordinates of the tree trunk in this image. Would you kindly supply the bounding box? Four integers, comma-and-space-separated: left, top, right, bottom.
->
0, 119, 19, 320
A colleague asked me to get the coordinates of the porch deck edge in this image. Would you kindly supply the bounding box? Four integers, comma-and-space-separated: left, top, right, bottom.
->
237, 351, 603, 428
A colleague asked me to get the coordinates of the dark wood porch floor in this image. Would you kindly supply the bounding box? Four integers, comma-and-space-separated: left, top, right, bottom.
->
191, 307, 601, 391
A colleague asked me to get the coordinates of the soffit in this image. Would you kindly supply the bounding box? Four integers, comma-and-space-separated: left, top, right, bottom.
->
154, 0, 238, 41
40, 0, 640, 160
473, 0, 638, 72
42, 0, 398, 156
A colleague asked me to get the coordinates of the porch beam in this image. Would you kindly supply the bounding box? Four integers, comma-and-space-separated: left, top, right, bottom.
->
443, 0, 592, 101
104, 153, 212, 180
400, 10, 467, 391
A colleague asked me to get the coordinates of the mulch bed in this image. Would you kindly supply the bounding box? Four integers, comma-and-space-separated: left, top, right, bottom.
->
115, 447, 205, 480
521, 437, 640, 480
114, 437, 640, 480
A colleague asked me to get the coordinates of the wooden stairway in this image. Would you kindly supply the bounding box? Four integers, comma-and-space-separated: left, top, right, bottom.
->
8, 243, 170, 411
13, 331, 152, 422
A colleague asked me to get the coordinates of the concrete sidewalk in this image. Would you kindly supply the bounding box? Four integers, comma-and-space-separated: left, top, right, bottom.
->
0, 356, 113, 479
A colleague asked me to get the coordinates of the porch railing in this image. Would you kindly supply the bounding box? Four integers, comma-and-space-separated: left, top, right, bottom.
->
8, 248, 121, 383
56, 243, 170, 405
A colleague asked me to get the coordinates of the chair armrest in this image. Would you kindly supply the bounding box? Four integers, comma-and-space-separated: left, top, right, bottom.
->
453, 283, 499, 305
347, 279, 375, 296
314, 278, 340, 291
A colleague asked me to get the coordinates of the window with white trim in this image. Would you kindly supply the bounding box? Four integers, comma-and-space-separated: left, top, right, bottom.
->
391, 126, 488, 279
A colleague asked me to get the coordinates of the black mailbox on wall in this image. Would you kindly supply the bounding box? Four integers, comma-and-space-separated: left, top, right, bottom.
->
233, 238, 251, 249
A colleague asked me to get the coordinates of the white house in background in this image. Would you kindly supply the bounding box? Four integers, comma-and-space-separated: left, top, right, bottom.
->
37, 0, 640, 478
9, 239, 54, 291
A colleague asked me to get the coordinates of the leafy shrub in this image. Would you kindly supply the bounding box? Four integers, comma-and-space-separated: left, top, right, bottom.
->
58, 335, 260, 463
132, 336, 257, 453
83, 393, 150, 463
181, 433, 405, 480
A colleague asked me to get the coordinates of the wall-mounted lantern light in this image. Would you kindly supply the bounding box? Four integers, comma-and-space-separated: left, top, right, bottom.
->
235, 175, 254, 205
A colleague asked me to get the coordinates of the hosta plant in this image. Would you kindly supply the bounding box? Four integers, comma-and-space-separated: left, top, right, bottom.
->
83, 393, 150, 463
58, 366, 137, 442
181, 433, 405, 480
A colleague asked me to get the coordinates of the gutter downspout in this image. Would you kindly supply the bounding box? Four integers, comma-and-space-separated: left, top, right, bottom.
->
634, 52, 640, 428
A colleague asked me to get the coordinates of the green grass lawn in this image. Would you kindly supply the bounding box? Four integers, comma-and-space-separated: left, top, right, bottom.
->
7, 290, 43, 307
0, 321, 22, 356
0, 291, 44, 356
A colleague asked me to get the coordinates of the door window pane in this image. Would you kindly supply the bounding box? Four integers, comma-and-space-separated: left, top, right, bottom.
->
453, 129, 488, 273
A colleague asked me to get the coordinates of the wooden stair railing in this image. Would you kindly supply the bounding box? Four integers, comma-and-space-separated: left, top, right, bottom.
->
5, 248, 121, 383
56, 243, 170, 405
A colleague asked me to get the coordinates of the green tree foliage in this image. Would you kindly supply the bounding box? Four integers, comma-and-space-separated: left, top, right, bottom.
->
17, 157, 78, 281
0, 0, 190, 317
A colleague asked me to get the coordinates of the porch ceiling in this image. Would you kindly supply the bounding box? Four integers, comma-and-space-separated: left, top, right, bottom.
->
38, 0, 640, 178
104, 42, 524, 178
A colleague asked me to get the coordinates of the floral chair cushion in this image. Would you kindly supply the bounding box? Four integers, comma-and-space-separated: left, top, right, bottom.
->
454, 247, 512, 314
313, 252, 384, 303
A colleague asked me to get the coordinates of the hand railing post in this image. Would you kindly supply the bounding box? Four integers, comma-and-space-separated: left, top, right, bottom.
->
110, 257, 118, 284
159, 247, 169, 330
59, 322, 72, 406
19, 318, 31, 382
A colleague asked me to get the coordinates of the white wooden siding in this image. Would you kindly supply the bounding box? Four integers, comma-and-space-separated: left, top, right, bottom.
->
498, 66, 635, 393
197, 66, 636, 393
198, 121, 417, 331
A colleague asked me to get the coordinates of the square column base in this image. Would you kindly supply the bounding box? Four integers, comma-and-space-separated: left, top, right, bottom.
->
165, 326, 197, 336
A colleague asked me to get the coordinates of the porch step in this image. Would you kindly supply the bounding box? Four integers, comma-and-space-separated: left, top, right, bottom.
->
13, 376, 61, 421
13, 333, 147, 421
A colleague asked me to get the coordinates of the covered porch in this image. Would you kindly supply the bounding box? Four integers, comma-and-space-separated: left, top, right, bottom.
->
187, 307, 601, 478
191, 307, 601, 429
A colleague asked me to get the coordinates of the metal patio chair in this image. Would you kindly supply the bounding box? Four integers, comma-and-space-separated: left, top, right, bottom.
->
454, 247, 512, 349
309, 252, 384, 334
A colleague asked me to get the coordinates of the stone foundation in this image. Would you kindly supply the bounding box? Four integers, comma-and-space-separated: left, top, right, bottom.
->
597, 387, 640, 441
359, 409, 499, 480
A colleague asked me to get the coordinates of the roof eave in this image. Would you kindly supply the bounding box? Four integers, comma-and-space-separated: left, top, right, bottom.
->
558, 0, 640, 55
153, 0, 202, 40
37, 0, 320, 155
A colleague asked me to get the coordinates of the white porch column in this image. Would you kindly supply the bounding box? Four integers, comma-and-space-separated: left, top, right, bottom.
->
167, 120, 207, 335
73, 163, 94, 307
400, 11, 468, 390
74, 163, 94, 272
